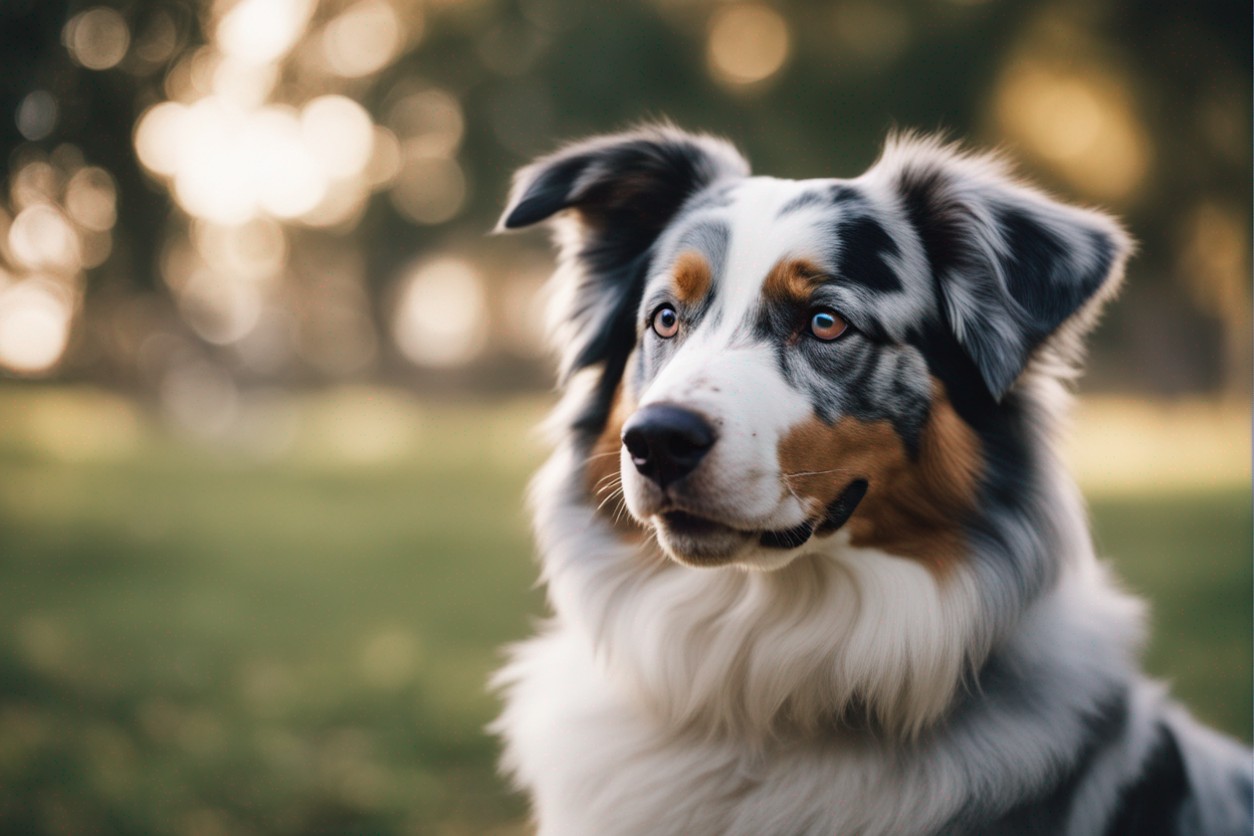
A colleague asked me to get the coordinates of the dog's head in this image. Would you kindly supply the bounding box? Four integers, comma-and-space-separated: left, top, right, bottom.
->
500, 126, 1129, 571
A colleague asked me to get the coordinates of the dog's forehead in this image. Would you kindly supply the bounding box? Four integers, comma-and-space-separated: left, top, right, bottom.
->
649, 175, 930, 337
656, 176, 835, 275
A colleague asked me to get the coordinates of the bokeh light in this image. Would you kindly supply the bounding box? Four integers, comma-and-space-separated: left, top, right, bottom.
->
216, 0, 312, 66
10, 159, 58, 211
9, 205, 81, 274
387, 87, 464, 156
707, 4, 791, 88
192, 218, 288, 284
0, 279, 73, 375
995, 57, 1149, 200
390, 154, 467, 225
321, 0, 410, 78
64, 167, 118, 232
393, 257, 488, 368
134, 102, 186, 177
301, 95, 376, 178
63, 7, 131, 71
176, 269, 264, 345
16, 91, 58, 142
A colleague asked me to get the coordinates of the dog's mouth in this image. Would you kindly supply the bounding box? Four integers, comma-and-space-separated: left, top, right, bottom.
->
654, 510, 754, 565
654, 479, 870, 565
660, 510, 733, 538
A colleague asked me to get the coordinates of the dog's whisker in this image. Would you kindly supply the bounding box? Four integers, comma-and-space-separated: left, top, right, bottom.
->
583, 450, 623, 466
594, 472, 623, 492
782, 467, 856, 481
596, 485, 625, 515
595, 473, 623, 494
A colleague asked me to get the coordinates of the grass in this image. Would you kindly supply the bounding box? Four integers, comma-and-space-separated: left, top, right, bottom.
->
0, 386, 1248, 834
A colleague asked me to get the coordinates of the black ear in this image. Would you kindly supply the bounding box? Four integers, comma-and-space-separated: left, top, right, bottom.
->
882, 136, 1132, 400
497, 126, 748, 396
499, 125, 748, 237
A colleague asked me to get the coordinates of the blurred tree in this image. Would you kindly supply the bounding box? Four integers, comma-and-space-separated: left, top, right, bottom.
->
0, 0, 1246, 398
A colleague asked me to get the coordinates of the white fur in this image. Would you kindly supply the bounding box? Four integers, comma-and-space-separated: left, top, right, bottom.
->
493, 430, 1148, 835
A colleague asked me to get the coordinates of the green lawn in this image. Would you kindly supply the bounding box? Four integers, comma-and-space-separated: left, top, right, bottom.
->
0, 387, 1248, 834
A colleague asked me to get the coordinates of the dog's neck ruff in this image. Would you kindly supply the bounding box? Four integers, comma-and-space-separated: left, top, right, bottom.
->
507, 427, 1149, 834
529, 380, 1144, 746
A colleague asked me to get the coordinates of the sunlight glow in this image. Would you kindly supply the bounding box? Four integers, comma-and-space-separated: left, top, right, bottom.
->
321, 0, 408, 78
64, 7, 131, 71
0, 280, 73, 375
136, 91, 388, 225
11, 161, 59, 211
192, 219, 288, 284
217, 0, 312, 66
995, 58, 1149, 200
65, 167, 118, 232
9, 205, 81, 274
145, 98, 337, 224
134, 102, 188, 177
177, 270, 264, 345
390, 154, 466, 225
301, 96, 376, 178
387, 88, 464, 156
707, 4, 791, 88
246, 108, 326, 218
393, 258, 487, 368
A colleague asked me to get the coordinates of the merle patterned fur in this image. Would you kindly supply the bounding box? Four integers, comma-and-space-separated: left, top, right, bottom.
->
494, 126, 1253, 836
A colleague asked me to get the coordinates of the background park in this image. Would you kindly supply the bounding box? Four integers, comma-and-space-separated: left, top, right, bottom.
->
0, 0, 1248, 832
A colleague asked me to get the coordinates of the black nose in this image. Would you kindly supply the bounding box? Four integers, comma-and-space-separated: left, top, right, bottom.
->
621, 404, 716, 488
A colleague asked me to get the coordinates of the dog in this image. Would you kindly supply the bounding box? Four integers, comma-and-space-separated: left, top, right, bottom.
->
490, 126, 1253, 835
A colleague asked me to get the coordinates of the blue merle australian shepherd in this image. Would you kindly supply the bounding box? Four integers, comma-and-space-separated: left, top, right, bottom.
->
490, 126, 1253, 835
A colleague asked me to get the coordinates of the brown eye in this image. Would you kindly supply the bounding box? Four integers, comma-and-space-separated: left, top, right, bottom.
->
651, 305, 680, 339
808, 309, 848, 341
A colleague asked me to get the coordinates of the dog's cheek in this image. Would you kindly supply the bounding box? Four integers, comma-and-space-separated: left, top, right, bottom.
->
776, 381, 983, 570
585, 381, 648, 536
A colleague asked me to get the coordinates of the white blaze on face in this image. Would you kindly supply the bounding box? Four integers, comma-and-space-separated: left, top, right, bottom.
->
703, 177, 831, 333
620, 177, 837, 536
625, 335, 813, 530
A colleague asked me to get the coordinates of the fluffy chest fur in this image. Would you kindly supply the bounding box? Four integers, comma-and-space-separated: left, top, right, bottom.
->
490, 127, 1253, 836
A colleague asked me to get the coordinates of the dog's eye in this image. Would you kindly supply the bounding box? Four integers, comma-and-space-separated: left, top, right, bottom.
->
651, 305, 680, 339
808, 309, 848, 341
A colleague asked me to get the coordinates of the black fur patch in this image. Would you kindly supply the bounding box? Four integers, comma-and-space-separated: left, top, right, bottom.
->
833, 215, 903, 294
759, 522, 814, 550
1102, 724, 1189, 836
951, 689, 1132, 834
777, 183, 864, 216
817, 478, 869, 534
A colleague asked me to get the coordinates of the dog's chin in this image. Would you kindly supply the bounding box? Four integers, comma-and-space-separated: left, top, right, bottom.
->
651, 511, 760, 567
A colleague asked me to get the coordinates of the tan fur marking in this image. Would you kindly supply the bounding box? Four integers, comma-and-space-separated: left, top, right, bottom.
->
673, 251, 712, 305
777, 383, 982, 571
586, 382, 646, 539
762, 258, 827, 307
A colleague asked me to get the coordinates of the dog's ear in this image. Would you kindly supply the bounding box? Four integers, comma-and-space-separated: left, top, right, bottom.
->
880, 136, 1132, 401
498, 126, 749, 388
499, 125, 748, 239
